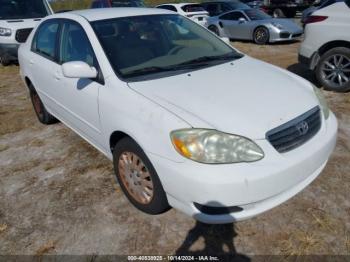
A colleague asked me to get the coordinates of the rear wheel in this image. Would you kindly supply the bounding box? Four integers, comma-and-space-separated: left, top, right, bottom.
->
113, 137, 170, 215
253, 27, 269, 45
316, 47, 350, 92
208, 25, 220, 36
30, 88, 58, 124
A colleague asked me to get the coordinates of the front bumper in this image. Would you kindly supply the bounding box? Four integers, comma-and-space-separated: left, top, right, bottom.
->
149, 113, 337, 224
269, 27, 303, 43
0, 43, 19, 61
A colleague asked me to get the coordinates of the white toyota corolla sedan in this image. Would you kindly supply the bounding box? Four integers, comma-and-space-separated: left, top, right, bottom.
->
18, 8, 337, 224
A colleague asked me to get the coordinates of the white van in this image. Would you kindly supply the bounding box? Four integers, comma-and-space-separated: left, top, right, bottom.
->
0, 0, 52, 66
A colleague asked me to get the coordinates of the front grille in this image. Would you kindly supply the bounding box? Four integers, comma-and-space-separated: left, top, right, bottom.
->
15, 28, 33, 43
279, 32, 291, 38
266, 106, 321, 153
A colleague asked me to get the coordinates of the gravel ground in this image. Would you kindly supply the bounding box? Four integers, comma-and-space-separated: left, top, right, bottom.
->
0, 41, 349, 258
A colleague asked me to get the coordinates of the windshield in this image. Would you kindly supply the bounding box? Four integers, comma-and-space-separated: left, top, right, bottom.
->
92, 14, 243, 81
0, 0, 50, 20
245, 9, 271, 20
111, 0, 145, 7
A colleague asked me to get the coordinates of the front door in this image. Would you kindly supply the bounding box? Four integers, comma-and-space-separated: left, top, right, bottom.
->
54, 20, 104, 146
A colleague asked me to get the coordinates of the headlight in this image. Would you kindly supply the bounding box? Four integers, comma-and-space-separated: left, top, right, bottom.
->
313, 86, 329, 119
170, 129, 264, 164
271, 22, 283, 30
0, 27, 12, 37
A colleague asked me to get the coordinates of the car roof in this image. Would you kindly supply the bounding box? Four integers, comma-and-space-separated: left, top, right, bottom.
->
51, 8, 174, 22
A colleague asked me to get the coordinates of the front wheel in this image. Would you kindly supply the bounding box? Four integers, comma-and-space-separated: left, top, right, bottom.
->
113, 137, 170, 215
316, 47, 350, 92
253, 27, 269, 45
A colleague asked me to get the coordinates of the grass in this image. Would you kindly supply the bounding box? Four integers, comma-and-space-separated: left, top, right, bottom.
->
0, 224, 8, 233
35, 240, 55, 256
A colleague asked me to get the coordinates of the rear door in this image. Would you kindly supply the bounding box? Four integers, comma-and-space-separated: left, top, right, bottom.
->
29, 19, 62, 113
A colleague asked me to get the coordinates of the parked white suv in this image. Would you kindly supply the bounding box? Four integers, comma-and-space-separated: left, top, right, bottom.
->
299, 1, 350, 92
0, 0, 52, 66
156, 3, 209, 27
19, 8, 337, 224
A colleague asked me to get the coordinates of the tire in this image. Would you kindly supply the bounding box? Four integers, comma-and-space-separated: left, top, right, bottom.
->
208, 25, 220, 36
316, 47, 350, 92
253, 27, 270, 45
272, 9, 285, 18
0, 56, 10, 66
29, 88, 58, 124
113, 137, 170, 215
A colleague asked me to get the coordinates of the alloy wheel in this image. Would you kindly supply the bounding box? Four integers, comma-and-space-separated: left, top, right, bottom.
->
118, 152, 154, 204
254, 28, 268, 44
321, 54, 350, 89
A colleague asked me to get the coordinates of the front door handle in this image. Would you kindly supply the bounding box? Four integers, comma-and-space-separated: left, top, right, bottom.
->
29, 60, 34, 65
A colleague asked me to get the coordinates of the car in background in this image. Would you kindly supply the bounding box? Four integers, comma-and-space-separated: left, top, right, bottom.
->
201, 0, 250, 16
207, 8, 303, 44
0, 0, 52, 66
301, 0, 343, 24
240, 0, 314, 18
299, 1, 350, 92
19, 8, 337, 224
156, 3, 209, 27
91, 0, 145, 8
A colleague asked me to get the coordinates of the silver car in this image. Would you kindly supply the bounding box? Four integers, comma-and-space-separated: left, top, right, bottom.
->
207, 8, 303, 44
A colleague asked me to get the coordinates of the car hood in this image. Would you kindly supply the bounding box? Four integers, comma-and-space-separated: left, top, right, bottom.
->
128, 56, 319, 140
0, 19, 42, 29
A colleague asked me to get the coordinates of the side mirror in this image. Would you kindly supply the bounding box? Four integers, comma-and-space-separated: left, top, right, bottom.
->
221, 37, 230, 45
238, 17, 246, 24
62, 61, 98, 79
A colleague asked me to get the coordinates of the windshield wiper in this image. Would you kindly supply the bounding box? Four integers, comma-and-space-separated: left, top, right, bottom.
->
123, 53, 243, 79
123, 66, 184, 78
175, 53, 243, 67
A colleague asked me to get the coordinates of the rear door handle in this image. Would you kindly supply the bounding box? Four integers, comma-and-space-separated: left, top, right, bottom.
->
29, 60, 34, 65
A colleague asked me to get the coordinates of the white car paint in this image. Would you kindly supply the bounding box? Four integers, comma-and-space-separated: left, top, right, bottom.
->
19, 8, 338, 224
156, 3, 209, 27
0, 0, 52, 64
299, 2, 350, 69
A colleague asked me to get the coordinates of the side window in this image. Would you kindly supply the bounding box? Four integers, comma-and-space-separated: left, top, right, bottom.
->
32, 21, 59, 60
59, 21, 95, 67
220, 11, 245, 21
